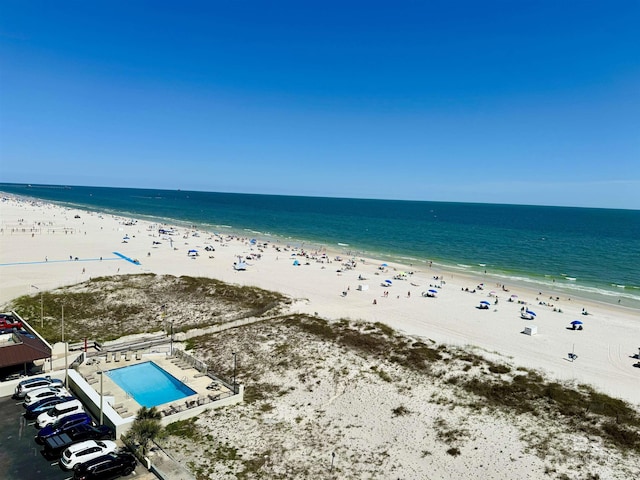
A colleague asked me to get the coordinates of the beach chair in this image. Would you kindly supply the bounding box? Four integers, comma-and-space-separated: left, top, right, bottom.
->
124, 351, 131, 361
208, 393, 221, 402
135, 351, 142, 361
114, 352, 121, 362
105, 353, 112, 363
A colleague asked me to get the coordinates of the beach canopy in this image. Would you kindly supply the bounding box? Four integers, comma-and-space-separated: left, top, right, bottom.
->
480, 300, 490, 305
293, 260, 300, 266
250, 238, 256, 244
570, 320, 583, 325
381, 263, 388, 267
526, 310, 536, 316
188, 249, 198, 253
429, 289, 438, 294
384, 279, 393, 285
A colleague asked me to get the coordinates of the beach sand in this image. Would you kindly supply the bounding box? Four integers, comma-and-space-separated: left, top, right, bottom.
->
2, 196, 638, 404
1, 195, 639, 478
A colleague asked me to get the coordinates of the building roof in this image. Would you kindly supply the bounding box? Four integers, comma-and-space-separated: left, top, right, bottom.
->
0, 332, 51, 368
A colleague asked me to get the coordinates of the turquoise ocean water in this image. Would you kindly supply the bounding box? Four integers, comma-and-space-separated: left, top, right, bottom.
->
1, 183, 639, 309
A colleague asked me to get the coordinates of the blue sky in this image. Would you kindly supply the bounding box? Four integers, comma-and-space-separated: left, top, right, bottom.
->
1, 1, 638, 208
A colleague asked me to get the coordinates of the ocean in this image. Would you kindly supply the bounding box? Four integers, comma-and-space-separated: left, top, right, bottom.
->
2, 183, 639, 309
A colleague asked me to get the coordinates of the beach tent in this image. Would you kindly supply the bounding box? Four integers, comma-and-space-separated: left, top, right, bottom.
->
524, 325, 537, 336
426, 289, 438, 297
384, 279, 393, 286
480, 300, 490, 305
187, 249, 199, 257
293, 260, 300, 266
526, 310, 536, 316
234, 261, 247, 271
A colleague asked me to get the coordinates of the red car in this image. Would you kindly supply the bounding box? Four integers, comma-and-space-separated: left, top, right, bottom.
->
0, 314, 23, 332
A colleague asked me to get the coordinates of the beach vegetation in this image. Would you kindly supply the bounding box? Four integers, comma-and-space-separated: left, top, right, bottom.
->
164, 417, 201, 440
6, 274, 287, 343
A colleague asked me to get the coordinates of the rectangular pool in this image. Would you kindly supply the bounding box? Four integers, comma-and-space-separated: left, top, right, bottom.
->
105, 361, 196, 408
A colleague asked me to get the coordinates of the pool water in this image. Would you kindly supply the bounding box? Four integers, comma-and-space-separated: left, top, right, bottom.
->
105, 361, 196, 408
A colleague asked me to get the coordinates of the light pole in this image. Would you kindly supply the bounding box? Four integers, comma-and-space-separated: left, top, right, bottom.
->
232, 352, 237, 394
62, 304, 68, 388
330, 452, 335, 472
96, 369, 104, 425
170, 320, 174, 356
31, 285, 43, 328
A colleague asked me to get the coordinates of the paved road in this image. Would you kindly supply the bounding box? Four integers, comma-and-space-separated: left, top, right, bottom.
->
0, 395, 152, 480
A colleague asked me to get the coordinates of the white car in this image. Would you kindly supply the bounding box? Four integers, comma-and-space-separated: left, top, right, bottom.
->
24, 386, 69, 407
14, 376, 64, 398
59, 439, 118, 470
36, 399, 84, 429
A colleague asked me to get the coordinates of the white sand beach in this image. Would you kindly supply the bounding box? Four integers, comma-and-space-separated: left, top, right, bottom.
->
1, 195, 639, 479
2, 196, 638, 405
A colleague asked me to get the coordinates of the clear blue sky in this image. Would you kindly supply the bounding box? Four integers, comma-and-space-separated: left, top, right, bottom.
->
1, 1, 638, 208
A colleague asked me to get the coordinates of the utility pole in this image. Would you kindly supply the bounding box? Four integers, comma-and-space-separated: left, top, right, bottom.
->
232, 352, 237, 394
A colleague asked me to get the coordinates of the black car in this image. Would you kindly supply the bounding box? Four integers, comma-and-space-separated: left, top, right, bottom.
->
43, 423, 114, 458
72, 452, 137, 480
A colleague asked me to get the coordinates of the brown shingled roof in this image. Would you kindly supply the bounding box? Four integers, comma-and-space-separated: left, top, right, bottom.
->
0, 332, 51, 368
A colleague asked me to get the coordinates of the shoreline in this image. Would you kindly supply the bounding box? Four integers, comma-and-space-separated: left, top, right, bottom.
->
1, 194, 639, 406
3, 190, 638, 310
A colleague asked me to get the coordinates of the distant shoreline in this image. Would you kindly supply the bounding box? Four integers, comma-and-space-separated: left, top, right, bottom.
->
2, 185, 639, 311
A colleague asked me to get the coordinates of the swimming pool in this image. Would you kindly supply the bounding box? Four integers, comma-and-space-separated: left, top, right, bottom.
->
105, 361, 196, 408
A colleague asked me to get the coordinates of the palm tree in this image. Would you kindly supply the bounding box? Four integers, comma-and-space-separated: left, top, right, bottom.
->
128, 406, 163, 455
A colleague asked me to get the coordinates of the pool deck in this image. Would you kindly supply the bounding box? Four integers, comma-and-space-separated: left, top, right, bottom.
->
76, 352, 233, 419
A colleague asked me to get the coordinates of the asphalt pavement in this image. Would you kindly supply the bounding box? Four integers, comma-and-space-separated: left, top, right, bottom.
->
0, 394, 152, 480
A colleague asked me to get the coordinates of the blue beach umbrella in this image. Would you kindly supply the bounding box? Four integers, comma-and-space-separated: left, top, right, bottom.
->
570, 320, 583, 325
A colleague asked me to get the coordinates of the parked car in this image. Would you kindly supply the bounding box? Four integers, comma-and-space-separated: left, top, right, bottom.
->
36, 399, 85, 429
59, 439, 118, 470
73, 452, 137, 480
25, 395, 76, 420
24, 385, 69, 407
13, 376, 64, 398
43, 423, 114, 458
36, 412, 93, 444
0, 314, 22, 332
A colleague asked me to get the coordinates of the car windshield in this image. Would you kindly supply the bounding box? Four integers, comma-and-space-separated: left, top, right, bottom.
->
96, 441, 105, 448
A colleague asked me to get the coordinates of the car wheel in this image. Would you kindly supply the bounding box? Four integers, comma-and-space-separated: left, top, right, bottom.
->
124, 466, 134, 475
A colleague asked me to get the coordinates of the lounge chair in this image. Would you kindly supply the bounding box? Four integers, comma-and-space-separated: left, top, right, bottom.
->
124, 351, 131, 361
135, 351, 142, 361
208, 393, 221, 402
105, 353, 112, 363
114, 352, 121, 362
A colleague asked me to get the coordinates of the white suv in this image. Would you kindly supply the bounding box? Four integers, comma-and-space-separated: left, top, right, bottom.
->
24, 386, 69, 407
36, 399, 85, 429
60, 440, 118, 470
14, 376, 64, 398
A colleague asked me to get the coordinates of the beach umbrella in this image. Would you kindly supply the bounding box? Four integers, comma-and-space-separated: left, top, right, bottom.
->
384, 279, 393, 285
570, 320, 583, 325
381, 263, 388, 267
526, 310, 536, 316
480, 300, 490, 305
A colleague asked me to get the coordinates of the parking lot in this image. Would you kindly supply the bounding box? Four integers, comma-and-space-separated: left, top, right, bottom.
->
0, 394, 149, 480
